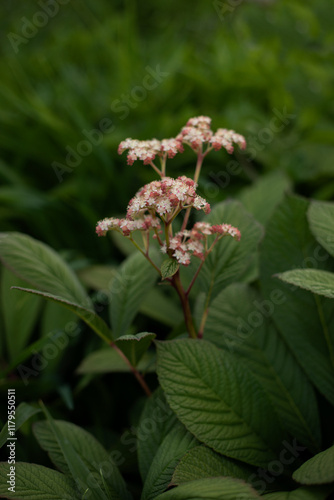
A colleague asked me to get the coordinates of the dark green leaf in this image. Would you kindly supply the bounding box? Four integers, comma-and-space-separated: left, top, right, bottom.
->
276, 268, 334, 299
0, 403, 41, 449
161, 258, 179, 280
308, 200, 334, 258
76, 348, 155, 374
115, 332, 155, 366
292, 445, 334, 485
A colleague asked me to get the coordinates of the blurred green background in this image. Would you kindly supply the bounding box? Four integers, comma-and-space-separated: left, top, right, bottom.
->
1, 0, 333, 263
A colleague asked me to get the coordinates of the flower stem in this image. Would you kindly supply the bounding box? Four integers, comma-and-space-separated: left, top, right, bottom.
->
171, 270, 197, 338
129, 237, 161, 275
111, 342, 152, 397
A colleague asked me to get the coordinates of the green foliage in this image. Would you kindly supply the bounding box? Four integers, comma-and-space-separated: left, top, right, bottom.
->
276, 268, 334, 299
292, 445, 334, 486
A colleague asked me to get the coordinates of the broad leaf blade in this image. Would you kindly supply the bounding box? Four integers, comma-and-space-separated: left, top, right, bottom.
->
137, 388, 178, 482
33, 419, 132, 500
259, 194, 334, 405
12, 287, 112, 343
156, 339, 284, 468
1, 267, 41, 360
115, 332, 156, 366
292, 444, 334, 485
199, 201, 264, 302
172, 446, 254, 485
110, 252, 158, 338
276, 268, 334, 299
0, 232, 93, 311
0, 462, 80, 499
142, 423, 198, 500
155, 477, 260, 500
262, 486, 332, 500
77, 348, 155, 374
308, 200, 334, 258
200, 283, 321, 453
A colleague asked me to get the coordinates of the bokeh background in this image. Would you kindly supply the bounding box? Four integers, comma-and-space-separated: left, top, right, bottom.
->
0, 0, 333, 488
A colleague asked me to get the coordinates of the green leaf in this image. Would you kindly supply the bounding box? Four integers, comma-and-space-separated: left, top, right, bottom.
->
199, 201, 264, 302
276, 269, 334, 299
292, 444, 334, 485
0, 462, 80, 499
76, 348, 155, 374
0, 403, 41, 449
139, 289, 183, 327
33, 419, 132, 500
161, 258, 179, 280
308, 200, 334, 258
137, 388, 179, 482
259, 194, 334, 405
172, 446, 254, 485
0, 232, 93, 311
109, 252, 158, 338
40, 299, 78, 338
1, 267, 42, 360
11, 287, 112, 343
238, 171, 292, 226
142, 423, 198, 500
115, 332, 155, 366
199, 283, 321, 453
262, 486, 333, 500
154, 477, 260, 500
156, 339, 284, 468
40, 405, 108, 500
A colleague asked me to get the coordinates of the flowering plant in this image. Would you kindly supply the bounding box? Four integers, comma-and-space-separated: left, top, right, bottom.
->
96, 116, 245, 338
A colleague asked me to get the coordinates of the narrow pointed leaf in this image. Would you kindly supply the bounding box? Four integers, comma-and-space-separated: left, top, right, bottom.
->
0, 403, 41, 449
157, 339, 284, 468
0, 462, 80, 499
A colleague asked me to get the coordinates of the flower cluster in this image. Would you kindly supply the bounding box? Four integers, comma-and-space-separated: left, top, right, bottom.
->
161, 221, 241, 266
96, 214, 160, 237
177, 115, 246, 154
126, 176, 210, 219
118, 138, 184, 166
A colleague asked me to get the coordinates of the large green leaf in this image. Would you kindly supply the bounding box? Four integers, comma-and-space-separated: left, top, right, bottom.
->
199, 283, 321, 453
142, 423, 198, 500
0, 462, 80, 499
276, 268, 334, 299
259, 194, 334, 405
115, 332, 156, 366
308, 200, 334, 258
1, 267, 42, 360
11, 287, 112, 343
292, 444, 334, 485
139, 289, 183, 327
0, 232, 93, 310
109, 252, 158, 338
33, 419, 131, 500
198, 201, 263, 302
0, 403, 41, 449
76, 348, 155, 374
137, 388, 179, 482
156, 339, 284, 468
262, 486, 332, 500
238, 171, 291, 226
172, 446, 254, 485
154, 477, 260, 500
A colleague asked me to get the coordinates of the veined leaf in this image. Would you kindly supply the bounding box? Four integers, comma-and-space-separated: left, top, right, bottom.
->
154, 477, 260, 500
33, 419, 132, 500
0, 232, 93, 311
259, 194, 334, 405
161, 258, 179, 280
292, 444, 334, 485
156, 339, 284, 468
115, 332, 155, 366
172, 445, 254, 485
11, 287, 112, 343
199, 283, 321, 453
199, 201, 263, 302
308, 200, 334, 258
109, 252, 158, 338
276, 268, 334, 299
137, 388, 178, 482
1, 266, 41, 360
262, 486, 332, 500
0, 462, 80, 499
142, 423, 198, 500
